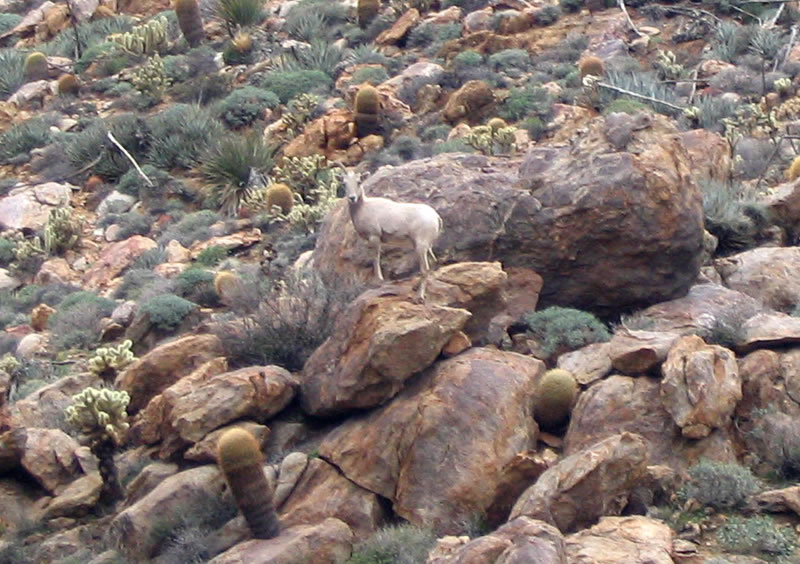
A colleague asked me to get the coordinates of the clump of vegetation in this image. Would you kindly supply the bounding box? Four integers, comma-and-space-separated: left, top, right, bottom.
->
131, 54, 172, 99
499, 84, 553, 123
139, 294, 197, 332
196, 245, 228, 266
346, 523, 437, 564
260, 69, 333, 104
533, 368, 579, 430
699, 179, 771, 256
43, 207, 82, 256
717, 515, 796, 558
48, 291, 117, 351
679, 460, 761, 510
157, 210, 221, 247
524, 306, 611, 362
147, 104, 225, 170
216, 0, 265, 35
201, 134, 278, 216
88, 340, 136, 382
0, 116, 54, 165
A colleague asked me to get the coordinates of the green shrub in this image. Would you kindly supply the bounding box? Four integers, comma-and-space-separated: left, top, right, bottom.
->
601, 98, 653, 116
216, 0, 265, 31
0, 13, 22, 36
196, 245, 227, 266
202, 134, 278, 216
407, 22, 462, 51
717, 515, 796, 557
679, 460, 761, 510
168, 71, 231, 105
43, 15, 134, 58
146, 104, 225, 170
163, 47, 218, 83
216, 86, 280, 128
699, 179, 770, 256
499, 84, 553, 122
131, 247, 168, 270
285, 0, 349, 41
139, 294, 196, 331
0, 238, 15, 267
64, 113, 151, 181
535, 4, 561, 25
114, 268, 167, 301
524, 306, 611, 360
260, 69, 334, 104
117, 164, 174, 204
48, 291, 116, 350
488, 48, 530, 78
350, 65, 389, 86
157, 210, 221, 247
103, 212, 153, 239
0, 116, 54, 165
346, 524, 437, 564
285, 10, 325, 42
560, 0, 583, 13
0, 49, 25, 100
174, 267, 218, 306
431, 138, 474, 154
279, 40, 347, 78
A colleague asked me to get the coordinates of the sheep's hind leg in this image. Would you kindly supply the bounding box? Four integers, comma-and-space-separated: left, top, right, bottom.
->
416, 244, 430, 302
370, 236, 384, 281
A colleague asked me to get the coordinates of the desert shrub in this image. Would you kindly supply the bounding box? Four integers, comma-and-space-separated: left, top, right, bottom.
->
202, 134, 278, 216
0, 116, 55, 165
431, 138, 473, 154
157, 210, 221, 247
48, 291, 116, 350
0, 238, 15, 267
279, 40, 347, 79
147, 104, 225, 170
345, 45, 395, 68
213, 270, 363, 371
488, 48, 530, 78
524, 306, 611, 361
102, 212, 153, 239
117, 164, 175, 204
131, 247, 168, 270
64, 113, 151, 181
173, 267, 218, 306
679, 460, 761, 510
499, 84, 553, 122
139, 294, 196, 331
285, 10, 325, 42
407, 22, 462, 50
599, 70, 678, 116
686, 95, 739, 133
216, 0, 265, 30
717, 515, 796, 558
168, 72, 232, 105
0, 49, 25, 100
703, 300, 763, 347
560, 0, 583, 13
196, 245, 228, 266
709, 66, 761, 97
535, 4, 561, 25
115, 268, 166, 301
347, 524, 437, 564
351, 65, 389, 86
260, 69, 333, 104
601, 99, 653, 116
163, 47, 218, 83
0, 13, 21, 35
285, 0, 350, 41
43, 15, 134, 58
9, 359, 63, 404
216, 86, 280, 128
699, 179, 770, 255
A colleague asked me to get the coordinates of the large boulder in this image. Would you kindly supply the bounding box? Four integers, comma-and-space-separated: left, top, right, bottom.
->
660, 336, 742, 439
81, 235, 158, 291
319, 348, 543, 532
565, 515, 674, 564
716, 246, 800, 312
300, 288, 471, 416
0, 182, 73, 231
312, 112, 704, 313
509, 432, 649, 533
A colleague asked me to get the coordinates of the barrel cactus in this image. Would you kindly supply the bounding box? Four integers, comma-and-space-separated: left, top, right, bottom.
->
357, 0, 380, 28
174, 0, 205, 47
89, 340, 136, 381
354, 84, 381, 138
217, 427, 280, 539
23, 52, 48, 81
266, 183, 294, 215
579, 55, 604, 79
65, 387, 130, 503
57, 73, 80, 96
533, 368, 578, 430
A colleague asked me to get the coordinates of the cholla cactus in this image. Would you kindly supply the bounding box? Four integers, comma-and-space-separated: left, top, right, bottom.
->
131, 54, 171, 98
775, 77, 793, 97
44, 207, 83, 255
65, 387, 130, 446
465, 123, 517, 156
281, 93, 321, 137
89, 340, 136, 381
65, 387, 131, 503
654, 49, 683, 81
108, 15, 169, 56
0, 353, 21, 377
12, 234, 45, 273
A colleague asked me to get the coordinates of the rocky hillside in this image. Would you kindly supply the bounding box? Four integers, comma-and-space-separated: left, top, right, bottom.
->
2, 0, 800, 561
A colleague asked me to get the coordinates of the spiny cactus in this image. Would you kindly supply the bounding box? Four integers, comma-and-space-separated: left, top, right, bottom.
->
174, 0, 205, 47
131, 54, 171, 98
57, 73, 80, 96
578, 55, 604, 79
281, 93, 321, 137
43, 206, 82, 255
65, 387, 130, 503
89, 340, 136, 381
217, 428, 280, 539
0, 353, 21, 378
266, 183, 294, 215
354, 84, 381, 138
465, 123, 516, 156
223, 32, 254, 65
108, 15, 169, 56
533, 368, 578, 430
23, 52, 48, 81
788, 155, 800, 181
358, 0, 380, 28
214, 270, 241, 304
487, 117, 508, 131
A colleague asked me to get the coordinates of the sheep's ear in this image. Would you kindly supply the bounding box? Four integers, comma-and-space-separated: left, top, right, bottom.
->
358, 170, 369, 183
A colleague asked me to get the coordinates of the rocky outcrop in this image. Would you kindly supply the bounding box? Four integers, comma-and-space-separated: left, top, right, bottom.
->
0, 182, 73, 231
18, 428, 85, 494
115, 334, 226, 414
716, 246, 800, 312
320, 348, 543, 532
312, 113, 704, 313
209, 517, 353, 564
509, 432, 649, 533
300, 288, 471, 416
660, 336, 742, 439
565, 515, 674, 563
81, 235, 158, 291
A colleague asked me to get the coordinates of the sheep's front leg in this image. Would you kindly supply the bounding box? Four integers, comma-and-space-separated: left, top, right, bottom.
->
369, 235, 384, 280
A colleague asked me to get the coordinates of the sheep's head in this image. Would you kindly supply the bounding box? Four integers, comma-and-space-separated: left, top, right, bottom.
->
338, 165, 363, 203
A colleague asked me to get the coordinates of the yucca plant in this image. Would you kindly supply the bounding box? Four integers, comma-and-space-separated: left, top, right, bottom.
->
0, 49, 25, 100
216, 0, 265, 36
279, 40, 347, 79
201, 134, 278, 216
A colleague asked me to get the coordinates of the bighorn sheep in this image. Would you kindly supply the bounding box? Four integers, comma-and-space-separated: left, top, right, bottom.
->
339, 166, 443, 299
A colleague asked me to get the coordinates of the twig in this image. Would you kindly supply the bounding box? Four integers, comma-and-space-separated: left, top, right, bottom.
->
63, 0, 83, 60
688, 65, 700, 106
778, 24, 798, 72
106, 132, 153, 187
618, 0, 644, 37
767, 3, 784, 28
596, 81, 686, 112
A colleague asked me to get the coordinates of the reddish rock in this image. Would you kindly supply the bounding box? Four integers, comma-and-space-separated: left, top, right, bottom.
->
565, 516, 674, 564
376, 8, 420, 45
679, 129, 731, 184
82, 235, 157, 291
608, 329, 681, 375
